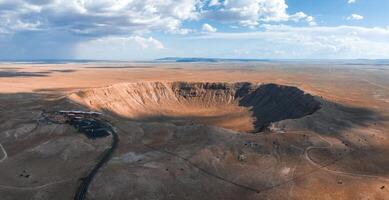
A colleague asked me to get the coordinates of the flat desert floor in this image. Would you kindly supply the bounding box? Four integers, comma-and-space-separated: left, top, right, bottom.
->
1, 62, 389, 200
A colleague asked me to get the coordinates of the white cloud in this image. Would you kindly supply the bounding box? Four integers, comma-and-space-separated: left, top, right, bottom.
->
0, 0, 200, 35
348, 0, 356, 4
203, 0, 314, 27
75, 35, 164, 60
347, 14, 364, 20
202, 23, 217, 33
190, 25, 389, 59
305, 16, 317, 26
208, 0, 221, 7
132, 36, 164, 49
0, 0, 314, 35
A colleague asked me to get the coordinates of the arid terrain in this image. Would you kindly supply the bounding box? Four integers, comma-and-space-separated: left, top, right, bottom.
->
1, 62, 389, 200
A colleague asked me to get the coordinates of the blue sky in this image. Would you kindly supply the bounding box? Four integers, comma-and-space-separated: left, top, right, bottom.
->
0, 0, 389, 60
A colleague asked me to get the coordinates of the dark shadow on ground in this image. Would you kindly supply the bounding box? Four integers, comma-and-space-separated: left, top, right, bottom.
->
0, 68, 77, 78
289, 99, 387, 136
33, 87, 89, 94
0, 67, 23, 70
85, 66, 153, 69
0, 70, 50, 78
49, 69, 77, 73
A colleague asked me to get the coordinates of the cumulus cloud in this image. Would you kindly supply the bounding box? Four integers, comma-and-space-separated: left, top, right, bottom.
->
348, 0, 356, 4
208, 0, 221, 7
347, 14, 364, 20
203, 0, 314, 27
0, 0, 314, 35
0, 0, 200, 36
202, 23, 217, 33
305, 16, 317, 26
131, 36, 164, 49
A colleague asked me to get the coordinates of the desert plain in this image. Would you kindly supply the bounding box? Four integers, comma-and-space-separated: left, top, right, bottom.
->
0, 61, 389, 200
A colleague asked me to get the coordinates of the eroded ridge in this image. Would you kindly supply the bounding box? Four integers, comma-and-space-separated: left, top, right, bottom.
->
69, 82, 321, 132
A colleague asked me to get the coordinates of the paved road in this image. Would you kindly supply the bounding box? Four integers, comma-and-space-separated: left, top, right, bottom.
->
74, 126, 119, 200
42, 111, 119, 199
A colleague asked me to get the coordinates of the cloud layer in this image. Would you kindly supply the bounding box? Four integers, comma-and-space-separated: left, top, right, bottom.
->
189, 25, 389, 59
0, 0, 199, 35
203, 0, 314, 28
0, 0, 312, 36
0, 0, 387, 59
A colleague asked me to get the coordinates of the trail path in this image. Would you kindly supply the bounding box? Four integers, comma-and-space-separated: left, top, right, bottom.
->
0, 179, 74, 190
300, 131, 389, 182
0, 143, 7, 163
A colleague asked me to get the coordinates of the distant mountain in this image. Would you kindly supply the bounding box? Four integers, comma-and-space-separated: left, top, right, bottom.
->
155, 57, 270, 63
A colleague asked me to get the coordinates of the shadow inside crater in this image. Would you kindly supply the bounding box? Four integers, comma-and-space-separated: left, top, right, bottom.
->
235, 83, 321, 132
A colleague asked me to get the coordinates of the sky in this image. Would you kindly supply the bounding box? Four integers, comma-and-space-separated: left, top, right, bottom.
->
0, 0, 389, 60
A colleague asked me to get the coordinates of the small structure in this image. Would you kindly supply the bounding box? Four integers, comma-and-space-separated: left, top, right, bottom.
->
43, 110, 111, 138
237, 154, 246, 162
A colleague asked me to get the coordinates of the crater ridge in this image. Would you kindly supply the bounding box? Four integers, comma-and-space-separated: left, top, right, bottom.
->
69, 82, 321, 132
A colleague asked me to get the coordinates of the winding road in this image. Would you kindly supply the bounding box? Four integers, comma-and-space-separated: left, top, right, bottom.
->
73, 125, 119, 200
